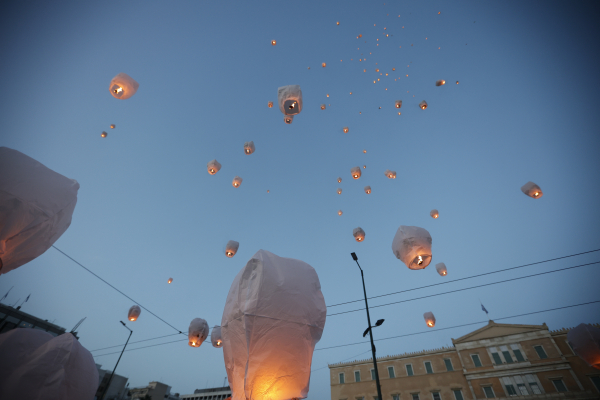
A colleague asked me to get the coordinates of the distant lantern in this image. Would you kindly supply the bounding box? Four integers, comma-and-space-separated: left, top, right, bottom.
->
243, 141, 255, 155
395, 100, 402, 108
320, 104, 326, 110
343, 127, 349, 133
363, 165, 366, 169
271, 40, 277, 46
101, 131, 107, 138
358, 34, 362, 38
231, 174, 243, 186
188, 318, 209, 348
456, 81, 459, 84
278, 85, 303, 124
109, 73, 139, 100
268, 101, 274, 108
430, 209, 439, 219
168, 277, 173, 284
322, 63, 326, 68
392, 225, 433, 270
351, 166, 361, 179
225, 240, 239, 258
521, 181, 543, 199
337, 177, 342, 183
424, 312, 436, 327
207, 159, 222, 175
363, 149, 367, 153
337, 188, 342, 195
353, 227, 366, 242
364, 186, 371, 194
284, 115, 294, 124
338, 210, 343, 216
567, 323, 600, 369
110, 124, 115, 129
128, 305, 141, 322
384, 169, 397, 179
435, 263, 447, 276
336, 21, 340, 25
392, 67, 396, 71
211, 326, 223, 348
419, 100, 428, 110
435, 80, 446, 86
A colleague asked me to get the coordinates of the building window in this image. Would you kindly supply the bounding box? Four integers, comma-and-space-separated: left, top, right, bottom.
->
371, 369, 376, 380
533, 345, 548, 359
354, 371, 361, 382
339, 373, 345, 384
510, 344, 525, 362
392, 395, 400, 400
388, 366, 395, 378
591, 376, 600, 392
444, 359, 453, 371
424, 361, 433, 374
551, 379, 567, 392
505, 384, 517, 396
490, 351, 502, 365
452, 390, 463, 400
516, 384, 529, 395
471, 354, 482, 367
432, 393, 441, 400
500, 346, 514, 364
411, 394, 420, 400
483, 386, 495, 398
406, 364, 414, 376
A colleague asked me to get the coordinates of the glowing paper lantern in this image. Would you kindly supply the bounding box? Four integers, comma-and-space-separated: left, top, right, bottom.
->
278, 85, 303, 124
271, 40, 277, 46
128, 305, 141, 322
110, 124, 115, 129
0, 147, 79, 275
232, 176, 243, 188
168, 278, 173, 284
322, 62, 326, 68
435, 263, 447, 276
364, 186, 371, 194
351, 166, 361, 179
221, 250, 326, 400
211, 326, 223, 348
109, 73, 139, 100
419, 100, 428, 110
284, 115, 294, 124
567, 323, 600, 369
384, 169, 396, 179
430, 209, 439, 219
101, 131, 107, 138
353, 227, 365, 242
392, 225, 432, 270
243, 141, 255, 155
424, 312, 436, 327
268, 101, 274, 108
225, 240, 239, 258
207, 159, 222, 175
395, 100, 402, 108
337, 188, 342, 195
337, 177, 342, 183
343, 127, 349, 133
435, 80, 446, 86
188, 318, 209, 348
521, 181, 543, 199
338, 210, 343, 216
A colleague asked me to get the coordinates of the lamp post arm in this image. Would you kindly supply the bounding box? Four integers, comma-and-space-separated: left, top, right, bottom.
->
100, 329, 132, 400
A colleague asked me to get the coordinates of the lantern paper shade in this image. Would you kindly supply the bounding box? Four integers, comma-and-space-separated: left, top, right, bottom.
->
435, 80, 446, 86
244, 141, 255, 155
268, 101, 274, 108
110, 124, 116, 129
232, 176, 243, 188
435, 263, 447, 276
430, 209, 439, 219
168, 277, 173, 284
278, 85, 303, 117
284, 115, 294, 124
353, 227, 365, 242
364, 186, 371, 194
207, 159, 222, 175
351, 166, 361, 179
101, 131, 107, 138
392, 225, 432, 270
189, 318, 209, 348
320, 104, 326, 110
343, 127, 349, 133
211, 326, 223, 348
225, 240, 239, 258
337, 188, 342, 195
0, 147, 79, 275
109, 73, 139, 100
0, 329, 98, 400
521, 181, 543, 199
337, 177, 342, 183
221, 249, 326, 400
338, 210, 343, 216
567, 323, 600, 369
395, 100, 402, 108
128, 305, 141, 322
384, 169, 397, 179
424, 312, 436, 327
419, 100, 428, 110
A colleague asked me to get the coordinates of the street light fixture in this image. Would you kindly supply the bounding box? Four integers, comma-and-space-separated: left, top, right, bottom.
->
99, 321, 133, 400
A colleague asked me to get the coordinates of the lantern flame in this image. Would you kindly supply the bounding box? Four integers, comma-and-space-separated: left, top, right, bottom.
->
417, 256, 423, 265
113, 87, 123, 94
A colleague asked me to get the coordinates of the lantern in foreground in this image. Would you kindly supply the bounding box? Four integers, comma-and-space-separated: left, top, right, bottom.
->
207, 159, 222, 175
337, 188, 342, 195
419, 100, 428, 110
221, 249, 326, 400
320, 104, 326, 110
225, 240, 239, 258
188, 318, 209, 348
110, 124, 116, 129
392, 225, 432, 270
278, 85, 303, 124
353, 227, 366, 242
338, 210, 343, 216
384, 169, 396, 179
101, 131, 107, 138
567, 323, 600, 369
128, 305, 141, 321
364, 186, 371, 194
430, 209, 439, 219
343, 127, 349, 133
424, 312, 436, 327
521, 181, 543, 199
395, 100, 402, 108
211, 326, 223, 348
244, 141, 255, 155
351, 166, 361, 179
232, 176, 243, 188
435, 80, 446, 86
268, 101, 273, 108
0, 147, 79, 275
435, 263, 447, 276
109, 72, 139, 100
337, 177, 342, 183
168, 277, 173, 284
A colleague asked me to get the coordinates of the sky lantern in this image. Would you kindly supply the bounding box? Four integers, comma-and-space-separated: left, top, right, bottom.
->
364, 186, 371, 194
211, 326, 223, 348
244, 141, 255, 155
110, 124, 115, 129
271, 40, 276, 46
424, 312, 436, 327
337, 188, 342, 195
168, 277, 173, 284
351, 166, 361, 179
225, 240, 239, 258
343, 127, 349, 133
337, 177, 342, 183
322, 62, 326, 68
353, 227, 365, 242
338, 210, 343, 216
221, 250, 326, 400
521, 181, 543, 199
384, 169, 396, 179
567, 323, 600, 369
128, 305, 141, 322
0, 147, 79, 275
207, 159, 222, 175
395, 100, 402, 108
278, 85, 303, 124
232, 176, 243, 188
430, 209, 439, 219
101, 131, 107, 138
363, 150, 367, 153
109, 73, 139, 100
456, 81, 459, 84
435, 263, 447, 276
188, 318, 209, 348
419, 100, 428, 110
320, 104, 326, 110
268, 101, 273, 108
363, 165, 366, 169
435, 80, 446, 86
392, 225, 432, 270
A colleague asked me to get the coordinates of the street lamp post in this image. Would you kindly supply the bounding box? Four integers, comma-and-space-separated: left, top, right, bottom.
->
351, 252, 383, 400
99, 321, 133, 400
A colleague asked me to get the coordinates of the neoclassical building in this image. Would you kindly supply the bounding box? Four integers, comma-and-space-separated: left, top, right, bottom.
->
329, 321, 600, 400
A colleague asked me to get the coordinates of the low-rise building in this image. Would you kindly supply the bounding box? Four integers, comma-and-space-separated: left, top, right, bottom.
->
95, 364, 129, 400
180, 385, 232, 400
0, 302, 76, 338
129, 381, 179, 400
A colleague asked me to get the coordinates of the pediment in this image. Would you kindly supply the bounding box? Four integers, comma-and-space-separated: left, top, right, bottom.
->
452, 320, 547, 344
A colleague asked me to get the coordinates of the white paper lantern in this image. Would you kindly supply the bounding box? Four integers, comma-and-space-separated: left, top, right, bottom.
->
521, 181, 543, 199
338, 210, 343, 216
435, 80, 446, 86
207, 159, 222, 175
320, 104, 326, 110
221, 249, 326, 400
567, 323, 600, 369
268, 101, 274, 108
353, 227, 365, 242
435, 263, 447, 276
419, 100, 428, 110
232, 176, 243, 188
343, 127, 349, 134
188, 318, 209, 348
278, 85, 303, 117
110, 124, 116, 129
101, 131, 107, 138
337, 188, 342, 195
0, 147, 79, 275
424, 311, 436, 327
395, 100, 402, 108
392, 225, 432, 270
225, 240, 240, 258
244, 141, 255, 155
109, 73, 139, 100
430, 209, 439, 219
168, 277, 173, 284
384, 169, 397, 179
337, 177, 342, 183
351, 166, 361, 179
364, 186, 371, 194
284, 115, 294, 124
211, 326, 223, 348
128, 305, 141, 322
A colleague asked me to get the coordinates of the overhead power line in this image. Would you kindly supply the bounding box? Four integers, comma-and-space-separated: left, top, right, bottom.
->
93, 338, 188, 358
89, 333, 182, 352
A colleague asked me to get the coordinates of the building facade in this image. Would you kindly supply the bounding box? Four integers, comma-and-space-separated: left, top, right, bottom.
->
129, 381, 179, 400
95, 364, 129, 400
180, 385, 232, 400
0, 302, 76, 337
329, 321, 600, 400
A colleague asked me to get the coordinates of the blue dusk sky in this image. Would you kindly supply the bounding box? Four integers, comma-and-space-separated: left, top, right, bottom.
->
1, 1, 599, 398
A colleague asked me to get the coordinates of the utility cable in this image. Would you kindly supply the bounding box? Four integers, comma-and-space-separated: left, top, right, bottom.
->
92, 338, 188, 358
89, 333, 182, 352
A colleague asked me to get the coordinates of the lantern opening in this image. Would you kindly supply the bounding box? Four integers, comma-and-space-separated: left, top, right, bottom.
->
417, 256, 423, 265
